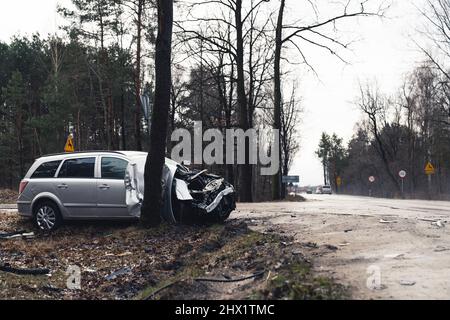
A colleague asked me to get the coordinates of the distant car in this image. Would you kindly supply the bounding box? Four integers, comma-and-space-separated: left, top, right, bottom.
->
321, 185, 332, 195
315, 187, 322, 194
17, 151, 236, 231
306, 188, 313, 194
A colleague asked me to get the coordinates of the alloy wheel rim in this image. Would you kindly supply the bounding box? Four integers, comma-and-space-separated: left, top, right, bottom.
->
36, 206, 56, 230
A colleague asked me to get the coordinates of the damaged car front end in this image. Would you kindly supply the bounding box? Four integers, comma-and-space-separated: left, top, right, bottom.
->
125, 156, 236, 224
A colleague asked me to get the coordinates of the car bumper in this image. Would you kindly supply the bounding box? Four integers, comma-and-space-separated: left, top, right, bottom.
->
17, 201, 32, 217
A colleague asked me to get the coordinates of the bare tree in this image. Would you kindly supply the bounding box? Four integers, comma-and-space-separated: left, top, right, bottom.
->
358, 85, 402, 193
264, 80, 301, 188
175, 0, 273, 202
271, 0, 386, 199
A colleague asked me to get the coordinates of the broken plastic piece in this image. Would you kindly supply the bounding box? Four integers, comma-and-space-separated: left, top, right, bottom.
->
0, 231, 35, 240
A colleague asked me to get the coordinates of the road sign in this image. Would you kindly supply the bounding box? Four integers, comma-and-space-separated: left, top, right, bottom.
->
399, 170, 407, 179
336, 176, 342, 187
64, 134, 74, 153
425, 162, 435, 175
282, 176, 299, 183
369, 176, 375, 183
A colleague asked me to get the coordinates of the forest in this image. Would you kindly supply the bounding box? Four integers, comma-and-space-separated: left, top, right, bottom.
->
1, 0, 448, 201
317, 56, 450, 199
310, 1, 450, 201
317, 62, 450, 199
0, 0, 383, 201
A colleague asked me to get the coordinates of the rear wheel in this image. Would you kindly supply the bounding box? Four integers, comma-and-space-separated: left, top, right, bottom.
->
33, 201, 62, 232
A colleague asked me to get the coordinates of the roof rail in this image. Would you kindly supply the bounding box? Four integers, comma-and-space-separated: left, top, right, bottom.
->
39, 150, 124, 158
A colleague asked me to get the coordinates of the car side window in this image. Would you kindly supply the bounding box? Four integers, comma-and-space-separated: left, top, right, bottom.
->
101, 157, 128, 180
31, 160, 62, 178
58, 158, 95, 178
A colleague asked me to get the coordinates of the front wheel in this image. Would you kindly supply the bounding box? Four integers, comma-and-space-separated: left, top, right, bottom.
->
33, 201, 62, 232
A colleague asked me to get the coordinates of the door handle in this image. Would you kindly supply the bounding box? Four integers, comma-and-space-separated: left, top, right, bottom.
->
57, 184, 68, 189
99, 184, 110, 190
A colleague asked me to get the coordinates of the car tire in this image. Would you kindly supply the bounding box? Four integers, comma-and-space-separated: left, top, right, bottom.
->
33, 201, 63, 232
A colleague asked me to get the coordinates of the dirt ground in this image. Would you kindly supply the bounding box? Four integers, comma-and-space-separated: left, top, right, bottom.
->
0, 211, 346, 300
0, 190, 17, 205
236, 195, 450, 300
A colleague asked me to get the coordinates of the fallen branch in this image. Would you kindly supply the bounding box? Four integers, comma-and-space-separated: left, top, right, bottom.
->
143, 279, 181, 300
193, 271, 265, 283
0, 264, 50, 275
142, 271, 266, 300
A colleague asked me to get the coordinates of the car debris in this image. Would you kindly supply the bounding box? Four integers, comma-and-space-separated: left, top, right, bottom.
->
0, 263, 50, 275
105, 267, 132, 281
379, 219, 398, 224
399, 280, 416, 286
0, 230, 35, 240
431, 220, 445, 228
125, 157, 236, 224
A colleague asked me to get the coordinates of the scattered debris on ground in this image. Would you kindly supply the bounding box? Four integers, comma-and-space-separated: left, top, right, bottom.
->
379, 219, 398, 224
431, 221, 445, 228
399, 280, 416, 286
0, 212, 347, 300
0, 231, 35, 240
0, 190, 17, 205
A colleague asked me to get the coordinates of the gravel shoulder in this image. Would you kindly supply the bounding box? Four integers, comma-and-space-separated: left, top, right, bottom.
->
236, 196, 450, 300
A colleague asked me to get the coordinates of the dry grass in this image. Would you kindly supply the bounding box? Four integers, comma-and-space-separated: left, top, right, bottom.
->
0, 189, 18, 204
0, 212, 346, 300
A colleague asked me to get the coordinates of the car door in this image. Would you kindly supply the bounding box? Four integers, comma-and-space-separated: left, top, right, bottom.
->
54, 157, 97, 218
96, 156, 129, 217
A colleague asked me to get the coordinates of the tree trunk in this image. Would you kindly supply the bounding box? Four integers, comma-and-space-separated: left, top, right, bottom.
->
235, 0, 252, 202
140, 0, 173, 227
134, 0, 144, 151
272, 0, 285, 200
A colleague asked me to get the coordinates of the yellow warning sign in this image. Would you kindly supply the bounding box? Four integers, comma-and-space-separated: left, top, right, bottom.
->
425, 162, 435, 175
64, 134, 74, 152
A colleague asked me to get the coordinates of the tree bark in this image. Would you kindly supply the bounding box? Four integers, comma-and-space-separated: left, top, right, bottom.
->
235, 0, 252, 202
140, 0, 173, 227
134, 0, 144, 151
272, 0, 285, 200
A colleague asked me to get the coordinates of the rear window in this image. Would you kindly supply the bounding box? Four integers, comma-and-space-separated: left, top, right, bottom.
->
58, 158, 95, 178
31, 160, 62, 178
101, 157, 128, 179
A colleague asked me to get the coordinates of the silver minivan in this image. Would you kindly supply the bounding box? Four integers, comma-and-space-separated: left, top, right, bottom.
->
17, 151, 235, 231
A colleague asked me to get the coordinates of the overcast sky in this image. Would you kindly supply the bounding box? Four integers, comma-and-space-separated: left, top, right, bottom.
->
0, 0, 428, 186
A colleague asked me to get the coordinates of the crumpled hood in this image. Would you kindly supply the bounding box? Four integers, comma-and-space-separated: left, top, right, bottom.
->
124, 156, 236, 224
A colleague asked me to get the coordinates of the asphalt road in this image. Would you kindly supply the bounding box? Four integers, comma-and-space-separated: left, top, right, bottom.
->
236, 194, 450, 300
